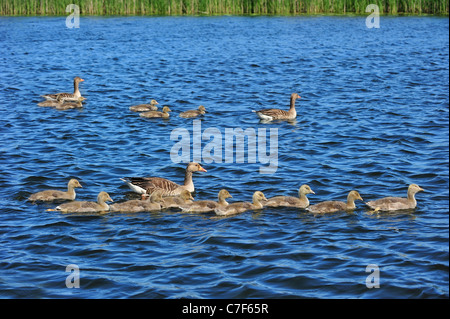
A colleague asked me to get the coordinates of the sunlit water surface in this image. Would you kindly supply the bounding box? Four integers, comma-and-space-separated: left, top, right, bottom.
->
0, 16, 448, 298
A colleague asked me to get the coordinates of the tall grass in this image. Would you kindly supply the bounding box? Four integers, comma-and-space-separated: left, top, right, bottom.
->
0, 0, 448, 15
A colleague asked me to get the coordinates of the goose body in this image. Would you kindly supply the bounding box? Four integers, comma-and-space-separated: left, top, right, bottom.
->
180, 105, 206, 118
181, 189, 232, 213
253, 93, 300, 121
306, 190, 363, 214
49, 191, 113, 213
129, 99, 159, 112
140, 106, 171, 118
41, 77, 84, 102
161, 190, 194, 209
110, 191, 162, 213
28, 179, 82, 202
264, 184, 314, 208
121, 162, 207, 197
365, 184, 424, 211
214, 191, 267, 216
37, 100, 61, 107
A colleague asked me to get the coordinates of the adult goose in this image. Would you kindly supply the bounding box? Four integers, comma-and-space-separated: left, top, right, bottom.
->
160, 190, 195, 209
48, 191, 113, 213
121, 162, 207, 197
140, 106, 171, 118
28, 179, 82, 202
129, 99, 159, 112
253, 93, 301, 121
214, 191, 267, 216
365, 184, 424, 212
306, 190, 363, 214
110, 190, 163, 213
180, 189, 232, 213
41, 77, 85, 102
180, 105, 206, 118
264, 184, 315, 208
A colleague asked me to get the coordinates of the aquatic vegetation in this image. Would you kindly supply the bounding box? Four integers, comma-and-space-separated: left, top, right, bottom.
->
0, 0, 448, 16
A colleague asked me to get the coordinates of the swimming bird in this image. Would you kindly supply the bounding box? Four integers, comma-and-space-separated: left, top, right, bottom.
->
214, 191, 267, 216
160, 189, 195, 209
55, 97, 86, 110
121, 162, 207, 197
139, 106, 171, 118
180, 189, 232, 213
253, 93, 301, 121
306, 190, 363, 214
28, 179, 82, 202
41, 76, 85, 102
37, 100, 61, 107
264, 184, 315, 208
110, 190, 163, 213
365, 184, 424, 212
179, 105, 206, 118
129, 99, 159, 112
48, 191, 113, 213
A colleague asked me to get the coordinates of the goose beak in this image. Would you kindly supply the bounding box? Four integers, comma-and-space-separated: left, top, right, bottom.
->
418, 187, 424, 192
310, 190, 315, 194
199, 166, 207, 172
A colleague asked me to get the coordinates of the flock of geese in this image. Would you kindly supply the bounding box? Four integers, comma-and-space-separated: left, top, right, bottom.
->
31, 77, 425, 216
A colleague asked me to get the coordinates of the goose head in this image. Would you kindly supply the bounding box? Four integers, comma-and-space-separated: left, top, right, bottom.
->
68, 179, 82, 189
187, 162, 207, 173
198, 105, 206, 113
299, 184, 314, 196
408, 184, 424, 195
162, 106, 172, 113
98, 191, 113, 203
218, 189, 232, 201
348, 190, 363, 203
291, 93, 301, 100
252, 191, 268, 203
74, 76, 84, 83
180, 189, 195, 201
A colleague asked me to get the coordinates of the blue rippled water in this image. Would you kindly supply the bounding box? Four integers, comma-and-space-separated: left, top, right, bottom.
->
0, 16, 448, 299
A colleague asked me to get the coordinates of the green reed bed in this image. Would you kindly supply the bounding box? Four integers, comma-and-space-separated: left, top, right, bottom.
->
0, 0, 448, 16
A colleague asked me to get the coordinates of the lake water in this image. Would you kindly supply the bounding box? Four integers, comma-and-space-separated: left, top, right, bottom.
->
0, 15, 448, 299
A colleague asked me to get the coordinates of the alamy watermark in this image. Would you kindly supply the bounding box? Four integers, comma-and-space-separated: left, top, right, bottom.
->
365, 264, 380, 288
366, 4, 380, 29
66, 4, 80, 29
65, 264, 80, 288
170, 120, 279, 174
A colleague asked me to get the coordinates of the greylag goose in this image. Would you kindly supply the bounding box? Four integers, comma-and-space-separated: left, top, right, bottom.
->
365, 184, 424, 212
306, 190, 363, 214
41, 77, 85, 102
37, 100, 61, 107
121, 162, 207, 197
55, 97, 86, 110
214, 191, 267, 216
48, 191, 113, 213
129, 99, 159, 112
140, 106, 171, 118
180, 105, 206, 118
264, 184, 315, 208
180, 189, 232, 213
160, 189, 194, 209
253, 93, 301, 121
110, 190, 163, 213
28, 178, 82, 202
